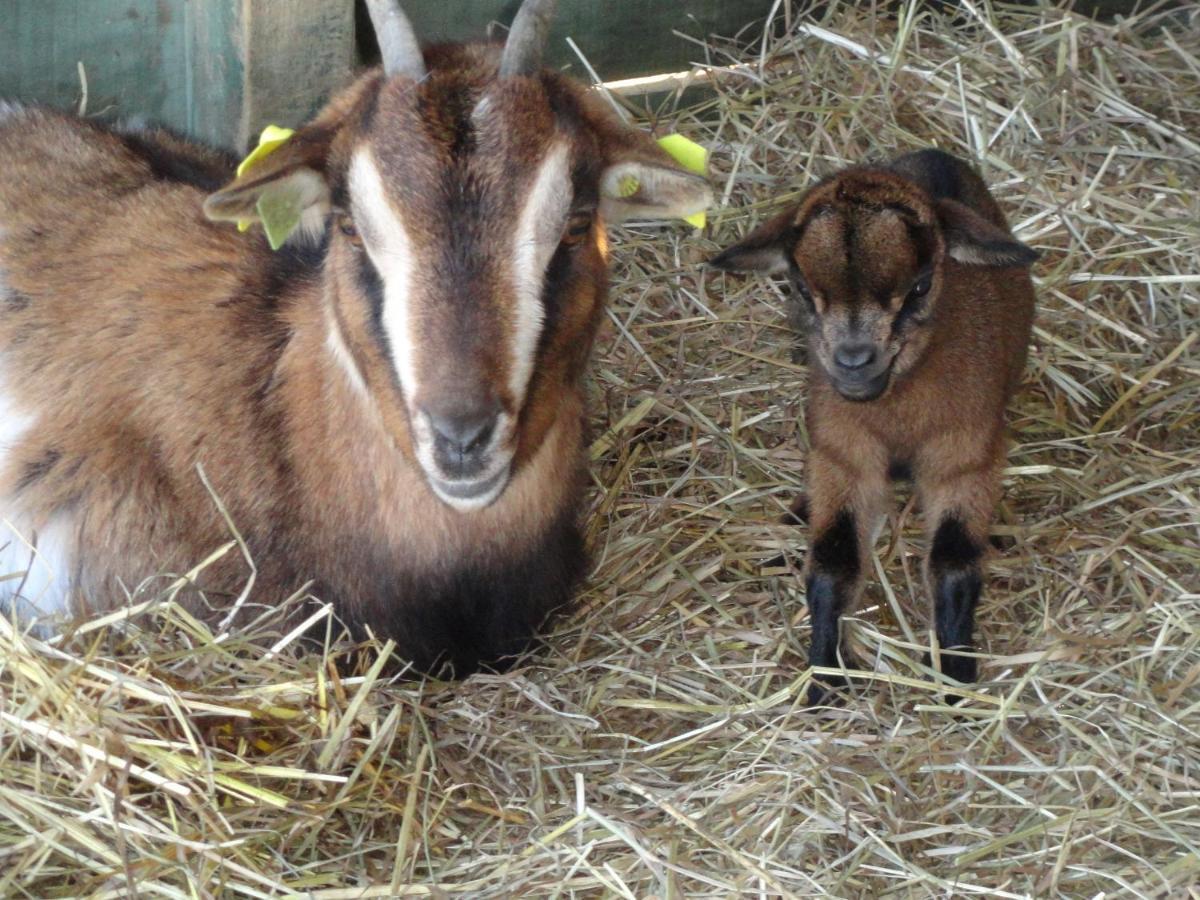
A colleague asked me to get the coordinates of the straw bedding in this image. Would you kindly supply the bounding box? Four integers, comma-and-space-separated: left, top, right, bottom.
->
2, 2, 1198, 897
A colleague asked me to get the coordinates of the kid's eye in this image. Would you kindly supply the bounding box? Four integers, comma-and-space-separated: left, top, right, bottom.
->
908, 273, 932, 300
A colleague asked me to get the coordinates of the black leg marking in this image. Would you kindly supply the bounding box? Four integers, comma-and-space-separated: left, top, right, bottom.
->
806, 572, 842, 670
929, 517, 983, 685
812, 509, 859, 574
805, 509, 859, 704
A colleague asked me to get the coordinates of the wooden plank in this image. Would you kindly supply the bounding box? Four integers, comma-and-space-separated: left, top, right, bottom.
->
369, 0, 1163, 78
0, 0, 353, 151
186, 1, 243, 148
0, 0, 1157, 153
0, 1, 189, 126
235, 0, 355, 150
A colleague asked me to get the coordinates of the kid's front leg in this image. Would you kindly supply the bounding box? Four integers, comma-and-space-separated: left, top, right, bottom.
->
919, 445, 1004, 686
928, 514, 985, 684
804, 444, 887, 705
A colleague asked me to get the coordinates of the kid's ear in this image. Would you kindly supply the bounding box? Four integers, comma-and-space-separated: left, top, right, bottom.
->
204, 129, 334, 249
935, 198, 1039, 268
708, 208, 797, 274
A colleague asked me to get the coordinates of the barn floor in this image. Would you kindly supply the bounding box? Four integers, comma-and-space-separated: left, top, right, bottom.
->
2, 2, 1198, 897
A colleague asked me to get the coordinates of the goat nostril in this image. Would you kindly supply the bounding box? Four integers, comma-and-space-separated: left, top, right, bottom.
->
834, 343, 877, 370
425, 409, 499, 455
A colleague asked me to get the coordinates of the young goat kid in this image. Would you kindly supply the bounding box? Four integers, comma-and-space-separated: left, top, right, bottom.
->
712, 149, 1036, 703
0, 0, 711, 673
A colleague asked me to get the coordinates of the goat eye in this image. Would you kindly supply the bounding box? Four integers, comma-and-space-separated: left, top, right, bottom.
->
337, 213, 361, 244
908, 274, 932, 300
794, 279, 814, 304
561, 212, 593, 246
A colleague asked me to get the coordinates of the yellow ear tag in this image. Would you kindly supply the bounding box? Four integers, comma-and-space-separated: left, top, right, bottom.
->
657, 133, 709, 229
235, 125, 296, 234
617, 174, 640, 198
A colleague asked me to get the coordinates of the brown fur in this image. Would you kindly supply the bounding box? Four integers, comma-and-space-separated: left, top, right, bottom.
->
712, 148, 1037, 702
0, 33, 710, 673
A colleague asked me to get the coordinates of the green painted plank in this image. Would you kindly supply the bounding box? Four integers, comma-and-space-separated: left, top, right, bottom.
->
0, 1, 243, 146
237, 0, 354, 150
0, 0, 1157, 153
185, 0, 243, 146
379, 0, 777, 80
0, 1, 188, 126
377, 0, 1163, 79
0, 0, 350, 151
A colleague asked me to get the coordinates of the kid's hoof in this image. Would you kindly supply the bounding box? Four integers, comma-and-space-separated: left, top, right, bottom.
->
923, 651, 978, 701
805, 672, 850, 707
941, 653, 977, 684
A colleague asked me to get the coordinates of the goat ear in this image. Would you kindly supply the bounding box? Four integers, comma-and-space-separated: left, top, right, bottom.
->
599, 159, 712, 224
591, 110, 712, 224
204, 130, 333, 249
935, 198, 1038, 268
707, 208, 796, 274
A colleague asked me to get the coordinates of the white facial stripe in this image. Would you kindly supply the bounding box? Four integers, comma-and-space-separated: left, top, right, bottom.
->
509, 142, 571, 403
324, 306, 369, 401
348, 150, 419, 405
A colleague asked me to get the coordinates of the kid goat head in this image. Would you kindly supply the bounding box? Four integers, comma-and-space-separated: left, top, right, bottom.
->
206, 0, 712, 510
712, 149, 1036, 703
711, 152, 1036, 403
0, 0, 710, 674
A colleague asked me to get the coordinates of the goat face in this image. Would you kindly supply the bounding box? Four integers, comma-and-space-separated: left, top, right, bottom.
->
710, 167, 1036, 402
205, 51, 710, 511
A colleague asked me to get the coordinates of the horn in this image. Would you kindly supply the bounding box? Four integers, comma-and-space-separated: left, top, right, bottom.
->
499, 0, 559, 77
365, 0, 427, 80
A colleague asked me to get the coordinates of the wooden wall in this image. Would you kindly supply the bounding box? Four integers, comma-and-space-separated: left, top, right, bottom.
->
0, 0, 776, 150
0, 0, 1147, 151
0, 0, 354, 151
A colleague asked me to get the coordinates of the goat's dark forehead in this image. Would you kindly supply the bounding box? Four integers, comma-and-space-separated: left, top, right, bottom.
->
362, 75, 582, 204
797, 204, 926, 300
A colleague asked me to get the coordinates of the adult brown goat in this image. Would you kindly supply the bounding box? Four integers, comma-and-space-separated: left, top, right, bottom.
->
712, 149, 1036, 703
0, 0, 711, 674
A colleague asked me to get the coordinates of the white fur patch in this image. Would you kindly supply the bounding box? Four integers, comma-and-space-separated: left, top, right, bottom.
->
509, 142, 570, 403
286, 169, 335, 246
0, 515, 74, 624
0, 358, 72, 627
0, 216, 75, 630
0, 367, 36, 468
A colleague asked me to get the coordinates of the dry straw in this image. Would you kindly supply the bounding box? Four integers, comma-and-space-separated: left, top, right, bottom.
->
2, 1, 1198, 896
